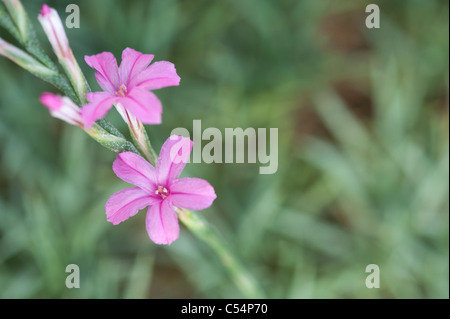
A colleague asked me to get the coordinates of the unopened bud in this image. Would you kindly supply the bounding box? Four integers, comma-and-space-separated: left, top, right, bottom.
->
40, 92, 83, 127
38, 5, 86, 102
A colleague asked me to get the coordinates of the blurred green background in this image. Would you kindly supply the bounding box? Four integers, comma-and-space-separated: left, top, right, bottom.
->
0, 0, 448, 298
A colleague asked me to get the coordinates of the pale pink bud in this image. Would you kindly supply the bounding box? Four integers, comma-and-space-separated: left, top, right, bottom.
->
38, 5, 70, 60
38, 5, 86, 101
40, 4, 51, 16
40, 93, 84, 127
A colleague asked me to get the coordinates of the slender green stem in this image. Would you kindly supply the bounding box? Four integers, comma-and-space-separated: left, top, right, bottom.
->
128, 123, 157, 166
115, 103, 157, 165
176, 207, 265, 298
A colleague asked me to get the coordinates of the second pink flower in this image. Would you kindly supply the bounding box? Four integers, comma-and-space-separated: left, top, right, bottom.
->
82, 48, 180, 127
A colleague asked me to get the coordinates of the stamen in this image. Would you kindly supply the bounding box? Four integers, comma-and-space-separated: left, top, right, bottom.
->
155, 185, 169, 199
115, 84, 128, 97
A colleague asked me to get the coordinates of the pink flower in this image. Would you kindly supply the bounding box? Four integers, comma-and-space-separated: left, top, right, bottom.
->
40, 92, 83, 127
81, 48, 180, 128
106, 135, 216, 245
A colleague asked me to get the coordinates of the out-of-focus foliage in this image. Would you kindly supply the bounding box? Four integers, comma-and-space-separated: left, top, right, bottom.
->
0, 0, 448, 298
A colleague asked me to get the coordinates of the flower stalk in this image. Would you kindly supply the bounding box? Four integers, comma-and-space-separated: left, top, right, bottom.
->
177, 208, 265, 298
115, 103, 157, 166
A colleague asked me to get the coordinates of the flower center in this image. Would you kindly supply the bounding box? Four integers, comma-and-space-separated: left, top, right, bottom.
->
155, 185, 170, 199
115, 84, 128, 97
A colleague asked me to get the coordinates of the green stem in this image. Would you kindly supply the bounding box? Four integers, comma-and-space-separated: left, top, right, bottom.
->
139, 126, 158, 165
130, 124, 157, 166
176, 207, 265, 298
115, 103, 157, 166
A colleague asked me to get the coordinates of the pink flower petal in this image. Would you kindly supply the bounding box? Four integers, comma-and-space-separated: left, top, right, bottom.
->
169, 177, 217, 210
112, 152, 157, 193
95, 72, 116, 93
156, 135, 193, 185
40, 4, 51, 16
40, 92, 63, 111
120, 87, 162, 125
130, 61, 180, 90
106, 187, 160, 225
119, 48, 154, 86
81, 92, 117, 128
40, 94, 83, 127
146, 199, 179, 245
85, 52, 119, 91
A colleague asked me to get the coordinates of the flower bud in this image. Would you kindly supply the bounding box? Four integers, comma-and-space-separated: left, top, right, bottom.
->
40, 92, 83, 127
38, 5, 86, 102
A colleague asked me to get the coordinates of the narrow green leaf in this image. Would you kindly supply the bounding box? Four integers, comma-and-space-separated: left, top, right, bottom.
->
0, 4, 22, 41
